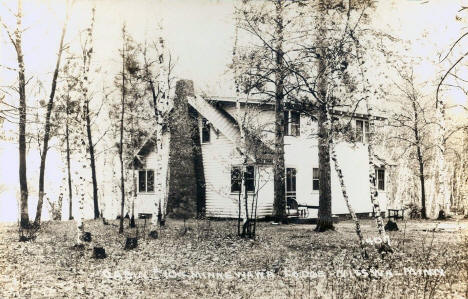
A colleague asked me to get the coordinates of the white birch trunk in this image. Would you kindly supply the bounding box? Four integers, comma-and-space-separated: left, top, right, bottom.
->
232, 21, 249, 228
75, 8, 95, 243
435, 102, 450, 214
152, 37, 172, 227
366, 100, 391, 248
327, 107, 367, 255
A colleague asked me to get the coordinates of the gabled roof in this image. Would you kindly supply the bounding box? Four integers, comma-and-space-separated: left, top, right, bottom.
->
207, 95, 386, 121
131, 94, 275, 166
189, 95, 274, 164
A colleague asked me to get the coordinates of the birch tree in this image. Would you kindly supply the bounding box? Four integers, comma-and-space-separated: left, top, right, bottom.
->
54, 57, 80, 221
71, 7, 96, 245
34, 0, 72, 226
141, 34, 174, 226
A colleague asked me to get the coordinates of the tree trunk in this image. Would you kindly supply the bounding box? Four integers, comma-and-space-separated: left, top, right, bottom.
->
328, 108, 366, 256
34, 2, 69, 225
366, 101, 391, 250
13, 0, 29, 229
119, 28, 126, 234
315, 1, 334, 231
85, 101, 99, 219
66, 109, 73, 220
315, 105, 334, 231
412, 99, 427, 219
417, 146, 427, 219
435, 101, 449, 214
272, 1, 286, 223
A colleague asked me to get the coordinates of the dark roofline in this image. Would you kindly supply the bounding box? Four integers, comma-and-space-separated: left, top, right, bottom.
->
205, 95, 386, 121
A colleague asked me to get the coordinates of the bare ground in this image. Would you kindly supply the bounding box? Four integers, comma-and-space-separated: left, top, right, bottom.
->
0, 218, 467, 298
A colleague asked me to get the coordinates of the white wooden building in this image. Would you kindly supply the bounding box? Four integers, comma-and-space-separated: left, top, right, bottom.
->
132, 82, 390, 219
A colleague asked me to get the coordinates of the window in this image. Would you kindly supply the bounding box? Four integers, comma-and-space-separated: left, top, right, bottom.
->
138, 170, 154, 193
231, 165, 255, 193
286, 168, 296, 192
312, 168, 319, 191
286, 168, 297, 204
355, 120, 369, 143
284, 110, 300, 136
201, 117, 210, 143
365, 121, 370, 143
376, 169, 385, 191
231, 167, 241, 193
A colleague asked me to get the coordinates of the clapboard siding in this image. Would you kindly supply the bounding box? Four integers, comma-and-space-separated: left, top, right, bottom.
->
199, 109, 387, 218
133, 96, 389, 220
201, 130, 275, 218
134, 133, 171, 216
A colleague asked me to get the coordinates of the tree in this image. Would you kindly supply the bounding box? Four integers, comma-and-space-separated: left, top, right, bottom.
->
72, 6, 96, 245
285, 0, 377, 231
1, 0, 30, 228
389, 70, 434, 219
140, 34, 175, 225
118, 24, 128, 234
233, 0, 305, 224
34, 0, 71, 226
57, 57, 79, 221
434, 5, 468, 216
111, 25, 154, 233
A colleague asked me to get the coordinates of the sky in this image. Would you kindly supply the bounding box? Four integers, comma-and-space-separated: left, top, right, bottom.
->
0, 0, 466, 222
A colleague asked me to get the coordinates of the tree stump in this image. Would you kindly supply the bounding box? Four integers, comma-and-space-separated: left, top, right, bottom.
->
92, 247, 107, 259
81, 232, 92, 242
437, 210, 446, 220
149, 230, 158, 239
384, 220, 399, 231
124, 237, 138, 250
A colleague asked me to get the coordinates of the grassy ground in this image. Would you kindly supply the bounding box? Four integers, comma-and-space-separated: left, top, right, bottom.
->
0, 218, 467, 298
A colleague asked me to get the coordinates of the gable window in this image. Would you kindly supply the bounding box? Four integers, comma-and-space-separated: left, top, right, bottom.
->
201, 117, 210, 143
376, 169, 385, 191
284, 110, 300, 137
312, 168, 319, 191
231, 165, 255, 193
355, 120, 369, 143
138, 169, 154, 193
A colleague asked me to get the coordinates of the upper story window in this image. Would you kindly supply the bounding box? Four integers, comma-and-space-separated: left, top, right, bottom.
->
201, 117, 210, 143
376, 168, 385, 191
355, 119, 369, 143
231, 165, 255, 193
284, 110, 300, 137
312, 168, 319, 191
138, 169, 154, 193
